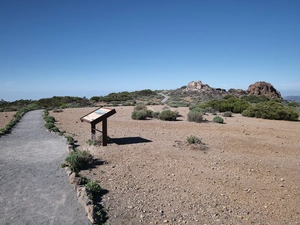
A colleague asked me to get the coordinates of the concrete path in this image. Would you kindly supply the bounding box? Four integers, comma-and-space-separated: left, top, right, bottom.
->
159, 92, 170, 103
0, 110, 91, 225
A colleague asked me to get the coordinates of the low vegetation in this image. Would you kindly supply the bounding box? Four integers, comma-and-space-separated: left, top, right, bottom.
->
242, 101, 299, 121
201, 96, 250, 113
63, 149, 93, 173
187, 110, 204, 123
213, 116, 224, 123
158, 109, 179, 121
187, 135, 202, 144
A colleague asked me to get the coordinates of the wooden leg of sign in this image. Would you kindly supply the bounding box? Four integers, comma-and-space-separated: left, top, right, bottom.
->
91, 124, 96, 141
102, 118, 107, 146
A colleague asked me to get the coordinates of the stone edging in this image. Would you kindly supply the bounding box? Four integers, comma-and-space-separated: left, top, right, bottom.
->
64, 144, 96, 224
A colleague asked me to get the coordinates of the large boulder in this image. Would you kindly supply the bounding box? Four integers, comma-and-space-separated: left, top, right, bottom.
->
247, 82, 282, 99
186, 81, 211, 91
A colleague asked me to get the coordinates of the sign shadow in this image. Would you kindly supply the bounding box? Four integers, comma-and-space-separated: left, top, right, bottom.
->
109, 137, 152, 145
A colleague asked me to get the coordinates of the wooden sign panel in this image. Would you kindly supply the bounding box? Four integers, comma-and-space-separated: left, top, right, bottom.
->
80, 107, 116, 146
80, 107, 116, 125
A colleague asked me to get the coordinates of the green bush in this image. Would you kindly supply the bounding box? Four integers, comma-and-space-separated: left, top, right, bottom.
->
241, 95, 270, 103
44, 122, 56, 130
146, 109, 154, 118
287, 102, 300, 107
66, 136, 75, 145
134, 103, 147, 111
187, 110, 204, 123
213, 116, 224, 123
203, 97, 250, 113
86, 181, 102, 194
158, 110, 178, 121
187, 135, 202, 144
152, 111, 160, 118
65, 150, 93, 172
44, 116, 55, 123
242, 101, 299, 121
131, 110, 148, 120
222, 111, 232, 117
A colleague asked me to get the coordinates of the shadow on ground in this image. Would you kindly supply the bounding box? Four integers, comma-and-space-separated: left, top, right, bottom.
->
109, 137, 152, 145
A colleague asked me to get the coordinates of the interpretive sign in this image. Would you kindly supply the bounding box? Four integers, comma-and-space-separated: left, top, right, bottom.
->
80, 107, 116, 146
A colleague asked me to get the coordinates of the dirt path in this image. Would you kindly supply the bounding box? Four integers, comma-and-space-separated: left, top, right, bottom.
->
0, 110, 91, 225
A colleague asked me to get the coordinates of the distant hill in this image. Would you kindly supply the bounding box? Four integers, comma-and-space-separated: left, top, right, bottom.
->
284, 96, 300, 102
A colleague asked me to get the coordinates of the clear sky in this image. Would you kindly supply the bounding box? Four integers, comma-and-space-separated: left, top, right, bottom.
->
1, 0, 299, 101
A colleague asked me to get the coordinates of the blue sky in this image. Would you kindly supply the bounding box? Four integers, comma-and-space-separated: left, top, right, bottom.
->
1, 0, 299, 101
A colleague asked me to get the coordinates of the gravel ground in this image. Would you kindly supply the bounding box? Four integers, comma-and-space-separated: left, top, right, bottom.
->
0, 110, 91, 225
51, 106, 300, 225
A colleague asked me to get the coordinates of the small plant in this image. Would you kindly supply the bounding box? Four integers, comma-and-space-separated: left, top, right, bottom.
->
158, 110, 178, 121
87, 193, 94, 200
93, 204, 106, 224
131, 110, 147, 120
213, 116, 224, 123
187, 135, 202, 144
222, 111, 232, 117
152, 111, 160, 118
86, 181, 102, 193
86, 136, 104, 146
134, 103, 147, 111
79, 175, 90, 185
65, 149, 93, 172
66, 136, 75, 145
146, 109, 154, 118
187, 110, 204, 123
44, 122, 56, 130
44, 116, 55, 123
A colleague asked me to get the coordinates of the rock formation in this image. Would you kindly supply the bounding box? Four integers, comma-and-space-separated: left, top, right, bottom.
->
183, 80, 282, 99
247, 81, 282, 99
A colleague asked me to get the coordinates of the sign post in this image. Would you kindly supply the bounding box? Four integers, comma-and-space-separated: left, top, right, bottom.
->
80, 107, 116, 146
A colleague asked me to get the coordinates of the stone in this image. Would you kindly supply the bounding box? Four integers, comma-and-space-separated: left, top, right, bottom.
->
247, 81, 282, 99
69, 173, 82, 185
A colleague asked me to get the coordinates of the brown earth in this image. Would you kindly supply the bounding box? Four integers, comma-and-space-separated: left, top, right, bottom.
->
0, 111, 16, 129
50, 106, 300, 225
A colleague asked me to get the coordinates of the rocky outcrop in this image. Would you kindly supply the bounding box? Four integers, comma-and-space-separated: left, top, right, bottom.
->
247, 81, 282, 99
183, 80, 282, 99
185, 81, 226, 95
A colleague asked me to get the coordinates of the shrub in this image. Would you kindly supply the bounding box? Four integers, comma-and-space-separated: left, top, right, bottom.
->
152, 111, 160, 118
187, 135, 202, 144
158, 110, 178, 121
66, 136, 75, 145
43, 109, 49, 116
131, 110, 148, 120
44, 122, 56, 130
222, 111, 232, 117
213, 116, 224, 123
65, 150, 93, 172
203, 97, 250, 113
134, 103, 147, 111
146, 109, 154, 118
242, 101, 299, 121
86, 181, 102, 194
44, 116, 55, 123
187, 110, 204, 123
241, 95, 270, 103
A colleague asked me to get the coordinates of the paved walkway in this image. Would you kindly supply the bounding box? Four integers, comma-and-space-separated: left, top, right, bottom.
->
159, 92, 170, 103
0, 110, 91, 225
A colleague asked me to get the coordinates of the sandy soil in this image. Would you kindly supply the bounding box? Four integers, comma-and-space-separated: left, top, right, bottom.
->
50, 106, 300, 225
0, 111, 16, 129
